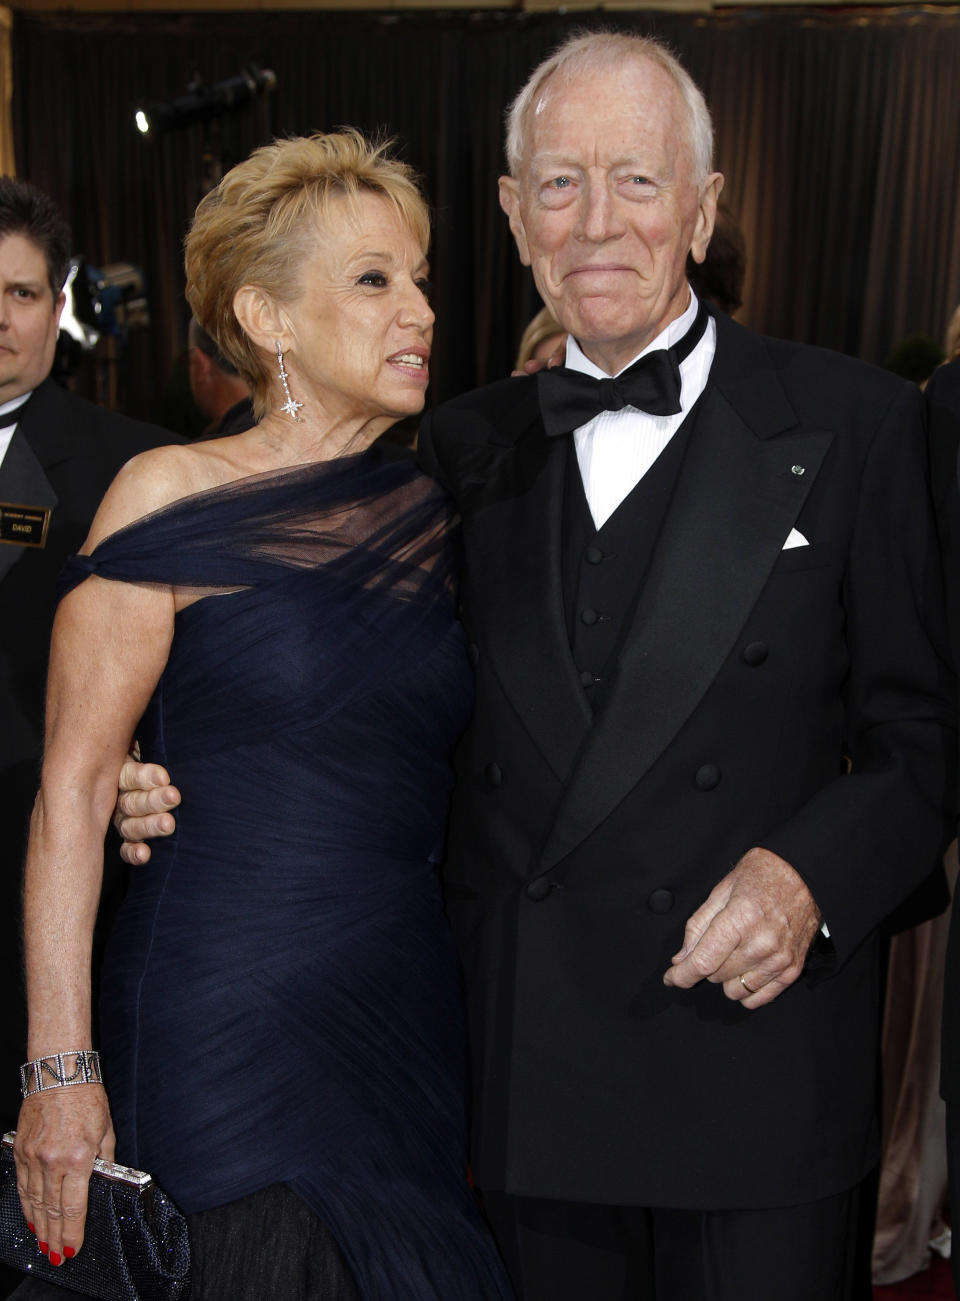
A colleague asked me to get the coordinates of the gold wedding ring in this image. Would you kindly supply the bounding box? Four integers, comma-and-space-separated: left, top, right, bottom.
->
739, 973, 757, 994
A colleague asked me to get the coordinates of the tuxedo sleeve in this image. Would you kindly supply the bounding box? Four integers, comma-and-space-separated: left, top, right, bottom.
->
759, 381, 956, 966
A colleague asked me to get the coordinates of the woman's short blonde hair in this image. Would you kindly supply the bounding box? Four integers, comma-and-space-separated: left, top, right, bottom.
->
185, 129, 430, 417
515, 305, 565, 370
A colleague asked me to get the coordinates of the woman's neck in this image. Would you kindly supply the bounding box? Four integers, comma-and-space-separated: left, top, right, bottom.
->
237, 408, 394, 471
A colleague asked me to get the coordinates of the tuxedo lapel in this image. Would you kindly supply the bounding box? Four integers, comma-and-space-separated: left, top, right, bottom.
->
15, 379, 90, 473
0, 427, 58, 582
465, 421, 592, 782
539, 319, 834, 868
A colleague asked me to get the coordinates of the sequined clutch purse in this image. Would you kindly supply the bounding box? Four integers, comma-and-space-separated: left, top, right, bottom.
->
0, 1132, 190, 1300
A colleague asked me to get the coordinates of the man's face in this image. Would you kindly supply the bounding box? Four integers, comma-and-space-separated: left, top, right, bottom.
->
499, 58, 723, 376
0, 232, 64, 404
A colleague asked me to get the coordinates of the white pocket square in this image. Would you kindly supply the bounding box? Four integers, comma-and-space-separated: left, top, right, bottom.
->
782, 528, 809, 550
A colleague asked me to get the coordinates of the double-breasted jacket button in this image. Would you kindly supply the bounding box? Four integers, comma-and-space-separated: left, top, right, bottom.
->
580, 607, 600, 626
484, 762, 503, 787
525, 877, 552, 902
694, 764, 721, 791
647, 888, 675, 914
584, 546, 605, 565
467, 643, 480, 668
741, 641, 768, 667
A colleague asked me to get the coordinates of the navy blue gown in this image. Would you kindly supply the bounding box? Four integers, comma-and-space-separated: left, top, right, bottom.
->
58, 446, 512, 1300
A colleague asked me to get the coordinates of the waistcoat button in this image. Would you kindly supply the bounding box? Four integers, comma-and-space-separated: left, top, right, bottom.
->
742, 641, 768, 666
694, 764, 721, 791
647, 889, 675, 914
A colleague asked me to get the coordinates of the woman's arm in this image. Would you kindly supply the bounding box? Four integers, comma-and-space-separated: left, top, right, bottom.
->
14, 448, 187, 1266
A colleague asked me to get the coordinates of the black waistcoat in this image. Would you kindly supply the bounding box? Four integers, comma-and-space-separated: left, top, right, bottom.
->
561, 411, 698, 708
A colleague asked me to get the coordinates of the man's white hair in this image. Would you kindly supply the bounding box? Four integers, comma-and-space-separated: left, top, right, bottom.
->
504, 31, 714, 186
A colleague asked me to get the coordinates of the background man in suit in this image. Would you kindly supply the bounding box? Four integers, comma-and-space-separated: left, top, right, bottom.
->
928, 357, 960, 1297
415, 32, 954, 1300
114, 32, 954, 1301
0, 177, 171, 1199
186, 316, 254, 439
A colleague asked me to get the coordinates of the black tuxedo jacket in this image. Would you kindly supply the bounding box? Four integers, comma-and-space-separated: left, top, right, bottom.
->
929, 360, 960, 1104
0, 377, 172, 1131
419, 310, 955, 1210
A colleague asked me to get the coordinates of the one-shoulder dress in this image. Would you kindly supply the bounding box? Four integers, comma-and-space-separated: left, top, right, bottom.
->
56, 446, 512, 1300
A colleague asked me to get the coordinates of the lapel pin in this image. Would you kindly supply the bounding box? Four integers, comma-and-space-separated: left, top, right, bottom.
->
791, 464, 805, 476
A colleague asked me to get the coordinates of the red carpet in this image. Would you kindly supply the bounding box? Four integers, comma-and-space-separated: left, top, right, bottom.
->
874, 1254, 955, 1299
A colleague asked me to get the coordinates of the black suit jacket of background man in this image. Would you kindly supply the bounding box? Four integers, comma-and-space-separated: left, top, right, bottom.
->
0, 377, 173, 1133
930, 359, 960, 1106
418, 306, 956, 1212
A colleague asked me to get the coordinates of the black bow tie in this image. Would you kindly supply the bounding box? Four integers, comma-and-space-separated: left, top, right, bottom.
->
537, 301, 708, 437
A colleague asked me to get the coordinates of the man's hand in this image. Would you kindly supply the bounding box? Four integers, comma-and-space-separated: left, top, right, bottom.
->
662, 847, 822, 1009
113, 753, 180, 865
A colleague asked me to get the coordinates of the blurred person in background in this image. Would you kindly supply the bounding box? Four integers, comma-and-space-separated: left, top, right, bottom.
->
187, 315, 254, 438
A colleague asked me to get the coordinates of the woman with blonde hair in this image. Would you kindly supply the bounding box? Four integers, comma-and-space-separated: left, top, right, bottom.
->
11, 130, 512, 1300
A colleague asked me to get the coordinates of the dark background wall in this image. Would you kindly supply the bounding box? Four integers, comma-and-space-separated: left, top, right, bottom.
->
11, 7, 960, 419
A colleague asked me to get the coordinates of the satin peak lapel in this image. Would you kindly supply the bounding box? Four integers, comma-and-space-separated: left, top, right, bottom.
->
539, 384, 833, 868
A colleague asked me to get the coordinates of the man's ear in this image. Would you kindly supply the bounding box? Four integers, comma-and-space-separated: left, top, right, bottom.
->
233, 284, 289, 353
53, 290, 66, 327
498, 175, 532, 268
689, 173, 724, 266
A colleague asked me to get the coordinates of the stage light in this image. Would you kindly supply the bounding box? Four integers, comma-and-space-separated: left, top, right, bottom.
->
134, 65, 276, 137
54, 257, 150, 380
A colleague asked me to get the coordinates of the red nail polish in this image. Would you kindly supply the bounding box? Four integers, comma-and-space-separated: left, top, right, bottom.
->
27, 1222, 35, 1233
64, 1246, 76, 1259
38, 1241, 49, 1253
49, 1251, 62, 1266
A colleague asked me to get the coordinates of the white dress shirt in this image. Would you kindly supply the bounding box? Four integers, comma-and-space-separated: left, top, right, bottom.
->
566, 291, 716, 529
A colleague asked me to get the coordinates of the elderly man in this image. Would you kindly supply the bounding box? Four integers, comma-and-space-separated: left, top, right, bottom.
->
416, 32, 953, 1301
117, 33, 952, 1300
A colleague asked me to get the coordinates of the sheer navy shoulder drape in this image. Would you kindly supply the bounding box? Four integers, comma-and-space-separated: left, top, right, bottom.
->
12, 8, 960, 419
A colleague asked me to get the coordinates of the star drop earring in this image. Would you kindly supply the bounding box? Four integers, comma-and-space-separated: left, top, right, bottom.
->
276, 341, 303, 421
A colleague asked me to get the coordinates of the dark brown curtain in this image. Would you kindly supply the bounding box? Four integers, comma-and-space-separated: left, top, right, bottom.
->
11, 7, 960, 420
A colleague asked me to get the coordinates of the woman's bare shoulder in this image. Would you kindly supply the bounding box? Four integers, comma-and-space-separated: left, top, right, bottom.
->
82, 442, 224, 552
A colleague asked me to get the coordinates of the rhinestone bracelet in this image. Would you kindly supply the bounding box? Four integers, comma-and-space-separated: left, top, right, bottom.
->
20, 1050, 102, 1099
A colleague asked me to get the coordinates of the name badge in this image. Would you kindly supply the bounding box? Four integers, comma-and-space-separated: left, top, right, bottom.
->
0, 501, 51, 548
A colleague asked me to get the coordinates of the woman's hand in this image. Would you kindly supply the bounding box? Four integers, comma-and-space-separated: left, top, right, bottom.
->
510, 336, 567, 377
14, 1085, 116, 1264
